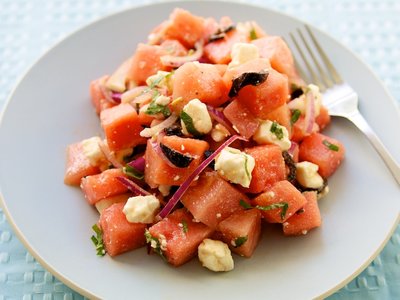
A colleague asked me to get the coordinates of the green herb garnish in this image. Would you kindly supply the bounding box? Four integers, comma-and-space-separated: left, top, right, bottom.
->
180, 111, 202, 137
270, 121, 284, 140
322, 139, 339, 152
290, 109, 301, 125
181, 220, 189, 234
122, 165, 144, 180
91, 224, 106, 256
145, 230, 166, 260
240, 199, 289, 220
233, 236, 248, 248
249, 28, 257, 40
145, 101, 171, 117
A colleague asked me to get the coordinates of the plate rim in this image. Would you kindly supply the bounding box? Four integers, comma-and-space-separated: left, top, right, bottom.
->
0, 0, 399, 299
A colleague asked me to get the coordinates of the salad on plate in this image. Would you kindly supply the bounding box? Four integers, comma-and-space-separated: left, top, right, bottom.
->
64, 8, 345, 272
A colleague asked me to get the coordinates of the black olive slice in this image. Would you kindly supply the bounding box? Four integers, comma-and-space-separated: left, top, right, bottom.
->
160, 143, 194, 168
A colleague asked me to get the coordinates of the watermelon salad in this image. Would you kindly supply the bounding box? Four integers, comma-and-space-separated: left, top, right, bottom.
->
64, 8, 345, 272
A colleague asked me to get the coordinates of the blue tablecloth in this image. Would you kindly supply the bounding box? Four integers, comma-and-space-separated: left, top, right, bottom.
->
0, 0, 399, 299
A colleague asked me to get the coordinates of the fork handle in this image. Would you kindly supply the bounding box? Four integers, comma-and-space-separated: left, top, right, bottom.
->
349, 111, 400, 185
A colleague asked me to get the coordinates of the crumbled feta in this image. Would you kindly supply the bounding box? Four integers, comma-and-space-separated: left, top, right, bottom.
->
288, 84, 322, 116
154, 95, 171, 106
214, 147, 255, 188
145, 71, 172, 91
123, 195, 160, 224
229, 42, 260, 68
253, 120, 291, 151
198, 239, 234, 272
317, 185, 330, 200
181, 99, 213, 135
211, 124, 230, 142
296, 161, 324, 189
81, 136, 107, 168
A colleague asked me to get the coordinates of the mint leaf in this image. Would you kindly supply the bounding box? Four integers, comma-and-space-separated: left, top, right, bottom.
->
91, 224, 106, 256
270, 121, 284, 140
322, 139, 339, 151
240, 200, 289, 220
239, 199, 252, 209
122, 165, 144, 180
146, 101, 171, 117
249, 28, 257, 40
290, 109, 301, 125
180, 111, 202, 136
233, 236, 248, 248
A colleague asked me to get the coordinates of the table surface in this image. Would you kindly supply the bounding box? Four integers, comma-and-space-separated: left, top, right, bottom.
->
0, 0, 399, 299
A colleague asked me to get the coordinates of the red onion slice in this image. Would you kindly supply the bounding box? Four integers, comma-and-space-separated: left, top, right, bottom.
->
287, 141, 299, 157
100, 83, 119, 104
206, 105, 236, 135
111, 92, 122, 103
303, 91, 315, 134
98, 140, 124, 169
127, 156, 146, 173
160, 41, 204, 68
158, 135, 247, 218
140, 114, 178, 138
116, 176, 150, 196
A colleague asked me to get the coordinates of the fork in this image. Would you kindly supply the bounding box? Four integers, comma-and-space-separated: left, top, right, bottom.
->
289, 25, 400, 185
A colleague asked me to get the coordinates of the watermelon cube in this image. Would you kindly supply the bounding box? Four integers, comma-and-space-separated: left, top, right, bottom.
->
181, 171, 249, 229
252, 180, 307, 223
283, 191, 322, 236
216, 209, 262, 257
80, 168, 129, 205
223, 99, 259, 139
147, 208, 213, 267
99, 202, 147, 256
299, 133, 345, 178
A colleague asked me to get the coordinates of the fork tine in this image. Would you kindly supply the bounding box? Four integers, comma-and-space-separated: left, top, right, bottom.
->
289, 32, 326, 91
297, 29, 334, 88
305, 25, 342, 84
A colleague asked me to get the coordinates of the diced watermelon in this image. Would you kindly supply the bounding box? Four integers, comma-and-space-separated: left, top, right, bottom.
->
223, 99, 259, 139
315, 105, 331, 131
216, 209, 262, 257
99, 202, 147, 256
64, 142, 100, 186
89, 76, 116, 114
148, 208, 213, 266
100, 103, 146, 152
290, 116, 319, 143
244, 145, 286, 193
160, 39, 188, 56
283, 191, 321, 236
204, 21, 249, 64
144, 135, 209, 188
181, 171, 249, 229
252, 36, 304, 87
80, 168, 129, 205
172, 62, 229, 108
299, 133, 345, 178
127, 43, 169, 85
252, 180, 307, 223
163, 8, 205, 49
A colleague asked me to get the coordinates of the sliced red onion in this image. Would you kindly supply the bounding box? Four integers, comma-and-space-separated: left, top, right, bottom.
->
116, 176, 150, 196
287, 141, 299, 157
98, 140, 124, 169
127, 156, 145, 173
160, 41, 204, 68
158, 135, 247, 218
111, 92, 122, 103
206, 105, 236, 135
303, 91, 315, 134
140, 114, 178, 138
99, 83, 119, 104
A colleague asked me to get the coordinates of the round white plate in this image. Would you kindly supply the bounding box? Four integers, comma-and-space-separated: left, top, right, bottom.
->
1, 1, 399, 299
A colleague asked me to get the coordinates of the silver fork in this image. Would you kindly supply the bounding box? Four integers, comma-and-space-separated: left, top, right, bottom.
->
289, 25, 400, 185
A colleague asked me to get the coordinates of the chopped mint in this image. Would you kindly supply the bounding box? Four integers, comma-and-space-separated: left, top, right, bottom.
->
144, 230, 166, 260
145, 101, 171, 117
180, 111, 202, 137
270, 121, 284, 140
290, 109, 301, 125
249, 28, 257, 40
239, 199, 252, 209
91, 224, 106, 257
233, 236, 248, 248
322, 139, 339, 152
181, 220, 189, 234
239, 199, 289, 220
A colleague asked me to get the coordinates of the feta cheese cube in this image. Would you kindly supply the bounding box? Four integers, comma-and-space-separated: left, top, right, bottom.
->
154, 95, 171, 106
214, 147, 255, 188
181, 98, 213, 135
198, 239, 234, 272
288, 84, 322, 116
253, 120, 291, 151
229, 43, 259, 68
146, 71, 172, 91
296, 161, 324, 189
81, 136, 107, 167
123, 195, 160, 224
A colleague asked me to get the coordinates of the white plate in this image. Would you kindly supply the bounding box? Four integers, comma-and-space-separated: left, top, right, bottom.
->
0, 1, 399, 299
